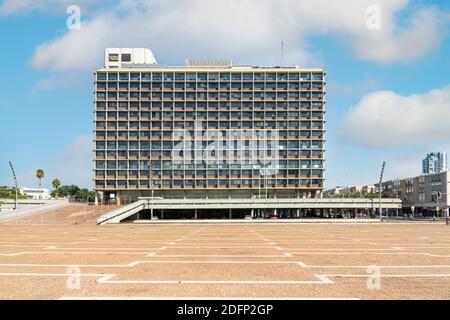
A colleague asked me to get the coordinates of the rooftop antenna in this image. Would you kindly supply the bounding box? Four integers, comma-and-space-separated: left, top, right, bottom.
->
281, 39, 284, 65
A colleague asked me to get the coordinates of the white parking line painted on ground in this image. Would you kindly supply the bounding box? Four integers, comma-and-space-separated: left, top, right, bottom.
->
59, 296, 360, 300
287, 251, 450, 257
167, 245, 278, 248
155, 254, 287, 258
0, 251, 150, 256
315, 275, 335, 284
115, 260, 298, 264
96, 277, 331, 285
0, 272, 105, 277
305, 265, 450, 269
326, 274, 450, 278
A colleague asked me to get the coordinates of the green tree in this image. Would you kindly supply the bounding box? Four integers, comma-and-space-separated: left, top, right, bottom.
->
75, 188, 96, 202
57, 185, 80, 197
36, 169, 44, 188
51, 179, 61, 197
52, 178, 61, 190
0, 186, 27, 200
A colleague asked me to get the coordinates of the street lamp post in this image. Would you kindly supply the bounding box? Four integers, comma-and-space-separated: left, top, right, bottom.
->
8, 161, 18, 210
378, 161, 386, 222
433, 191, 448, 220
149, 158, 154, 220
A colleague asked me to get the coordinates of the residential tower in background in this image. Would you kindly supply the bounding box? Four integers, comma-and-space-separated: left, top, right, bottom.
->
422, 152, 448, 175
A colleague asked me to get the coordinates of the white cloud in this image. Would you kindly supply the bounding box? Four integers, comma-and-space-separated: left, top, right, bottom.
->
28, 0, 448, 71
352, 8, 444, 65
339, 86, 450, 148
0, 0, 33, 15
0, 0, 100, 16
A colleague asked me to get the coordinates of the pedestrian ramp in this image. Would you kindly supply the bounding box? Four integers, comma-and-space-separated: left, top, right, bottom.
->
97, 200, 145, 224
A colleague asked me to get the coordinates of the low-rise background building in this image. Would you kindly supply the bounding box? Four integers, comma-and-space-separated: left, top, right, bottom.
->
19, 188, 51, 200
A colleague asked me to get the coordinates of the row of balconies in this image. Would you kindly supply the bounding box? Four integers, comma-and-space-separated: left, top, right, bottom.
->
96, 157, 325, 163
95, 109, 324, 115
96, 101, 324, 106
95, 138, 325, 144
95, 173, 323, 179
96, 86, 324, 91
96, 91, 324, 96
96, 73, 324, 79
95, 136, 325, 142
95, 123, 325, 128
95, 123, 324, 129
96, 111, 324, 115
96, 112, 324, 117
95, 108, 324, 113
95, 184, 324, 190
95, 86, 325, 91
95, 115, 324, 121
96, 165, 324, 171
97, 129, 324, 135
96, 74, 324, 82
96, 76, 324, 81
95, 97, 324, 102
96, 167, 324, 172
96, 84, 324, 89
95, 177, 324, 183
96, 118, 324, 123
94, 133, 325, 139
96, 160, 325, 165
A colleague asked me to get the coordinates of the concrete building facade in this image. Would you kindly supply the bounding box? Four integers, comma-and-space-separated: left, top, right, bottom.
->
93, 49, 326, 202
339, 172, 449, 216
380, 171, 449, 215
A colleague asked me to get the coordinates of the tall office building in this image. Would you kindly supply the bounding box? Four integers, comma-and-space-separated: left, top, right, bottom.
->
422, 152, 448, 175
94, 48, 326, 201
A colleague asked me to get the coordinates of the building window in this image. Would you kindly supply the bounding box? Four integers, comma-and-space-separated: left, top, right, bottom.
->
121, 53, 131, 62
109, 54, 119, 62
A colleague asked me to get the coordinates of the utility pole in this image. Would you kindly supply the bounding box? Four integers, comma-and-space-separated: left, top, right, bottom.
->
378, 161, 386, 222
265, 169, 268, 199
433, 191, 445, 220
8, 161, 18, 210
149, 158, 154, 220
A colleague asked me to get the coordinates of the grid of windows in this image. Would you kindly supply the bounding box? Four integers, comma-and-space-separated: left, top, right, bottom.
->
94, 68, 326, 194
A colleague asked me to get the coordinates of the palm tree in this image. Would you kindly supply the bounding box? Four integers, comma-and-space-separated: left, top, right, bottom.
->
52, 178, 61, 197
52, 178, 61, 190
36, 169, 44, 188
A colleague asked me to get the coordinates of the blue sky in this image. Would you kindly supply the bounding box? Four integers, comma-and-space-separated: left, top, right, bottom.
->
0, 0, 449, 190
